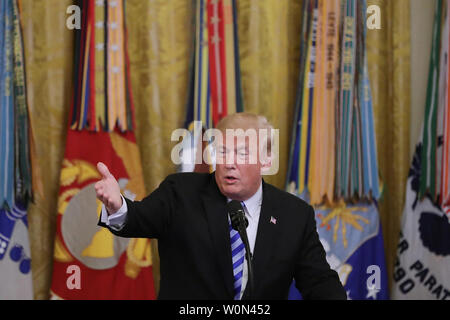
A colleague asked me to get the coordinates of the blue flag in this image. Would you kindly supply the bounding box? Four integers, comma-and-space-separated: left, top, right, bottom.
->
0, 0, 33, 299
0, 202, 33, 299
286, 0, 388, 300
287, 195, 389, 300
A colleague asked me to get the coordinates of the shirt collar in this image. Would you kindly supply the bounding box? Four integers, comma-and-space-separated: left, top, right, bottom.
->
227, 181, 263, 218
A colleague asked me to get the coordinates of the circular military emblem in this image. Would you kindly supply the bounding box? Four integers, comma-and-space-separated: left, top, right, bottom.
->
61, 183, 129, 270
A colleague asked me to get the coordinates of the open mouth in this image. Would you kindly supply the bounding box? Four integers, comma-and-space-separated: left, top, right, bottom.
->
224, 176, 238, 184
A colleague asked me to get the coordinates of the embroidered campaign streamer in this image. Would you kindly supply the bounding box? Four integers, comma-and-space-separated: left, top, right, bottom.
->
207, 0, 242, 126
287, 0, 341, 205
69, 0, 133, 132
69, 0, 85, 130
350, 87, 363, 199
94, 0, 106, 130
298, 0, 318, 195
231, 0, 244, 114
223, 0, 237, 116
77, 0, 95, 131
189, 0, 243, 130
194, 0, 212, 128
287, 0, 381, 205
0, 0, 15, 209
12, 0, 32, 204
358, 0, 381, 200
286, 0, 313, 193
322, 0, 340, 203
337, 0, 357, 200
420, 0, 442, 199
309, 0, 325, 205
350, 0, 364, 199
107, 0, 126, 131
180, 0, 244, 173
207, 0, 227, 126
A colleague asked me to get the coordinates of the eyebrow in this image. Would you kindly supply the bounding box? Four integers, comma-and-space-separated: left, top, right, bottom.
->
217, 145, 250, 152
237, 146, 249, 152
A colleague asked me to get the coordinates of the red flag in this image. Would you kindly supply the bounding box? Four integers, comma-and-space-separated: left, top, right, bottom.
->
50, 0, 154, 299
50, 130, 155, 299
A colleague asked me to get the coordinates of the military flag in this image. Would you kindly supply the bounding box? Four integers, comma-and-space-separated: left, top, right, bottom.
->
179, 0, 243, 173
286, 0, 388, 300
0, 0, 35, 300
50, 0, 155, 299
392, 0, 450, 300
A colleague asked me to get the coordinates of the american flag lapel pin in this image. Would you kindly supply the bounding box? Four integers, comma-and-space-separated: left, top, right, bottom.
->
270, 216, 277, 225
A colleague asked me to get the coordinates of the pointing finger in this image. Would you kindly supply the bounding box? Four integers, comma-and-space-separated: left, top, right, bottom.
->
97, 162, 112, 179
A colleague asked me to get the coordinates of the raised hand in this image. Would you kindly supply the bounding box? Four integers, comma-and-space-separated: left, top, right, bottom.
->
95, 162, 122, 214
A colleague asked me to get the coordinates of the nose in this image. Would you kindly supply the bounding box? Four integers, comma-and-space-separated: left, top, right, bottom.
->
224, 162, 236, 170
225, 152, 237, 169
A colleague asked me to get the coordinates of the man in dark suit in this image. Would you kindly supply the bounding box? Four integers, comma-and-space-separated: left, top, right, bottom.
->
96, 113, 346, 300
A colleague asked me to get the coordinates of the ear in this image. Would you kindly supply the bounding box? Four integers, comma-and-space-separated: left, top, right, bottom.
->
260, 156, 273, 175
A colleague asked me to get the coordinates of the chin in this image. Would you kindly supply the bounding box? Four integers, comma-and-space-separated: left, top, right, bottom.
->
221, 186, 242, 199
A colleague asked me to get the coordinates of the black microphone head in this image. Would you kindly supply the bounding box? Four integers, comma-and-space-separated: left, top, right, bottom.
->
227, 200, 248, 231
227, 200, 243, 213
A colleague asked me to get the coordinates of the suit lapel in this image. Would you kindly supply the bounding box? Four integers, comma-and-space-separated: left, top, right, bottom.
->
201, 173, 234, 297
251, 181, 281, 290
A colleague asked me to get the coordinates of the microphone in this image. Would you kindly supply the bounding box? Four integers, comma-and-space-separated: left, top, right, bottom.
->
227, 200, 254, 300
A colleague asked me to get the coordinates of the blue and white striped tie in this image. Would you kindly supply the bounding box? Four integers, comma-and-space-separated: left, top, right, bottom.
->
229, 213, 246, 300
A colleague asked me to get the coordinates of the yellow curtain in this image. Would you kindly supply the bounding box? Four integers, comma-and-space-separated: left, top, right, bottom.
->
237, 0, 303, 189
125, 0, 193, 296
21, 0, 74, 300
22, 0, 410, 298
367, 0, 411, 292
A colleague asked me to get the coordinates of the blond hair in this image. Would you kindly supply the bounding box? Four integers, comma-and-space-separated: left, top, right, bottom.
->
215, 113, 273, 154
215, 112, 271, 130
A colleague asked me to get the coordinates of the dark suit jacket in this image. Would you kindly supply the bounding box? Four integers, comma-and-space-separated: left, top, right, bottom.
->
98, 172, 346, 300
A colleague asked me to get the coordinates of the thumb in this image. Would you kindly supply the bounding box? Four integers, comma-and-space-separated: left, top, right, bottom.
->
97, 162, 112, 179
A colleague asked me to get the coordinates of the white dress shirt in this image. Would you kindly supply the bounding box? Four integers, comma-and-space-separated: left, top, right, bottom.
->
100, 181, 263, 299
100, 195, 128, 230
230, 182, 262, 299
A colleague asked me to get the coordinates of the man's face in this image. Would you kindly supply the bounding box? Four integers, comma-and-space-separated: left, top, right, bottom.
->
215, 132, 263, 201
